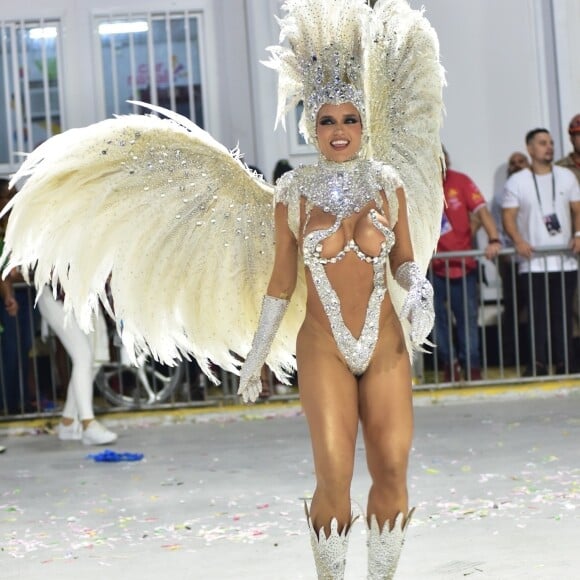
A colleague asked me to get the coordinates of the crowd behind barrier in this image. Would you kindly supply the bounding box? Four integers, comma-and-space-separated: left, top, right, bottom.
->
1, 245, 579, 421
421, 245, 580, 387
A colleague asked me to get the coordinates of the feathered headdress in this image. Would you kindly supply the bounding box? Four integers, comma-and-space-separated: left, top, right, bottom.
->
265, 0, 446, 352
263, 0, 370, 143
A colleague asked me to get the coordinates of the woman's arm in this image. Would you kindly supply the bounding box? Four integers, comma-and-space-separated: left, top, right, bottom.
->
238, 201, 298, 403
267, 202, 298, 299
388, 187, 414, 274
386, 186, 435, 348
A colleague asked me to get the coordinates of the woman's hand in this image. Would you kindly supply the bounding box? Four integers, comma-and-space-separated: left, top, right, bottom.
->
396, 262, 435, 347
237, 373, 262, 404
236, 295, 289, 404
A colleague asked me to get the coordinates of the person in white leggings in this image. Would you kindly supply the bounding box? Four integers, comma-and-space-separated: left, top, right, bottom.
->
36, 288, 117, 446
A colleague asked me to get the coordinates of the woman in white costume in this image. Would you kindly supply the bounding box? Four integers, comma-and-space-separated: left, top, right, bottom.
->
1, 0, 444, 577
36, 289, 117, 446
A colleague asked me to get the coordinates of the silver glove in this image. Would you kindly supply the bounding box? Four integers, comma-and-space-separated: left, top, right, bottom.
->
237, 295, 289, 403
395, 261, 435, 348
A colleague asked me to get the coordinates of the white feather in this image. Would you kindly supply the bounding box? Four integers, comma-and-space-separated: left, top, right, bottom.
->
367, 0, 446, 352
1, 108, 306, 383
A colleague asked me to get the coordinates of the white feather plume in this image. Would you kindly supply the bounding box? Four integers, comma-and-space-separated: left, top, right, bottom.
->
366, 0, 446, 350
2, 105, 306, 383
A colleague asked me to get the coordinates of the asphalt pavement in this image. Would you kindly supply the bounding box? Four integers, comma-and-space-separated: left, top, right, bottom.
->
1, 385, 579, 579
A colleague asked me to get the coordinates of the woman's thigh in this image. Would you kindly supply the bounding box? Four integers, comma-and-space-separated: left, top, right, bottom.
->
358, 323, 413, 476
296, 320, 359, 482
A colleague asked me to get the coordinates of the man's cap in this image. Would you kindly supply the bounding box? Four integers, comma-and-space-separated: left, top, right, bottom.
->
569, 114, 580, 135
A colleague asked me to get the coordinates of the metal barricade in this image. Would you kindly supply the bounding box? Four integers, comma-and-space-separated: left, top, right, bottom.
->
0, 284, 38, 417
0, 284, 228, 420
416, 245, 580, 389
2, 246, 579, 420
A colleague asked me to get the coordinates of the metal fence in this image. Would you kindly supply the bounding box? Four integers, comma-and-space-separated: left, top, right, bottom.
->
416, 244, 580, 389
2, 245, 579, 420
0, 284, 233, 420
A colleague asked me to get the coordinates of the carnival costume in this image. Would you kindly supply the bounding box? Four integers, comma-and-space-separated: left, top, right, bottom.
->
1, 0, 444, 577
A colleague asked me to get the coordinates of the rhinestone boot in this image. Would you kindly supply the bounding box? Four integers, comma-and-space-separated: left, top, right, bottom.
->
367, 508, 415, 579
305, 502, 357, 579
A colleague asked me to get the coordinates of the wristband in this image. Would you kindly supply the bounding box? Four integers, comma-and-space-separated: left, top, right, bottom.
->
574, 232, 580, 238
489, 238, 501, 244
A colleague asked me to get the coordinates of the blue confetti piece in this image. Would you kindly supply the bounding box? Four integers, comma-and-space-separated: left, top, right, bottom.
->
86, 449, 144, 462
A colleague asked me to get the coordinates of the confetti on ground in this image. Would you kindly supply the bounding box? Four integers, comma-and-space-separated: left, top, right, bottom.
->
2, 394, 579, 577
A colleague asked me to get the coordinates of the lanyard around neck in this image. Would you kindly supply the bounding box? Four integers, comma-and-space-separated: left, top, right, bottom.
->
531, 171, 555, 211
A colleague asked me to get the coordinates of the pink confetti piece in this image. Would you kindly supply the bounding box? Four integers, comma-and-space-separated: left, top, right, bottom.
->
161, 544, 183, 550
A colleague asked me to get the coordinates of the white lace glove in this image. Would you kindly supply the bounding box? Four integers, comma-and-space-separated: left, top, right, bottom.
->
395, 262, 435, 348
237, 295, 289, 403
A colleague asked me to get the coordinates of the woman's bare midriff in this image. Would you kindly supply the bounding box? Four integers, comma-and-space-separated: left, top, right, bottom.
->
296, 256, 401, 374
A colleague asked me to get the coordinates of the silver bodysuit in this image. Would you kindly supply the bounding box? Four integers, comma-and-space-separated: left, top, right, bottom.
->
276, 157, 402, 375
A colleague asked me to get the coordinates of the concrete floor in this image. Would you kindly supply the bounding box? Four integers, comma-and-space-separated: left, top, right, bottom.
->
1, 386, 579, 580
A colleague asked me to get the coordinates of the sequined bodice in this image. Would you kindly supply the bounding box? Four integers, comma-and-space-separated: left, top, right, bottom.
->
303, 209, 394, 375
277, 157, 400, 375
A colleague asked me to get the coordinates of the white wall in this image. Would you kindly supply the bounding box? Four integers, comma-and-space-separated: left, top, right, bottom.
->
245, 0, 291, 180
407, 0, 560, 199
213, 0, 256, 160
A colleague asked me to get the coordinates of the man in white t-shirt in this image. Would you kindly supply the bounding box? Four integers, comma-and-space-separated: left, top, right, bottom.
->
502, 128, 580, 377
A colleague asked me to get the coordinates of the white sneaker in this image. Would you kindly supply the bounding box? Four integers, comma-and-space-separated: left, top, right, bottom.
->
82, 420, 118, 446
56, 419, 82, 441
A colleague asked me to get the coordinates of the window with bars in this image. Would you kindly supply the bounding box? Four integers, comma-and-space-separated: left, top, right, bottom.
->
0, 20, 63, 173
96, 12, 206, 128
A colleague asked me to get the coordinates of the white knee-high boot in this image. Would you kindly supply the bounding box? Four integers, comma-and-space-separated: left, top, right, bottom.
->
367, 508, 415, 580
305, 503, 358, 579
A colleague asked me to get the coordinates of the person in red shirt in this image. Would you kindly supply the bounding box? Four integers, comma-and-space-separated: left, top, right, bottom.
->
431, 148, 501, 381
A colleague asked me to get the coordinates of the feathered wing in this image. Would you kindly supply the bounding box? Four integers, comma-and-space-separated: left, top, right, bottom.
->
367, 0, 445, 347
2, 104, 305, 382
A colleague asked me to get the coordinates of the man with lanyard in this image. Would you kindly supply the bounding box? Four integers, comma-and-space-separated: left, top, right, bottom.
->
503, 128, 580, 377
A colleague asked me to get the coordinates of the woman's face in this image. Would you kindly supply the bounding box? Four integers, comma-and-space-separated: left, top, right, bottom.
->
315, 102, 362, 162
